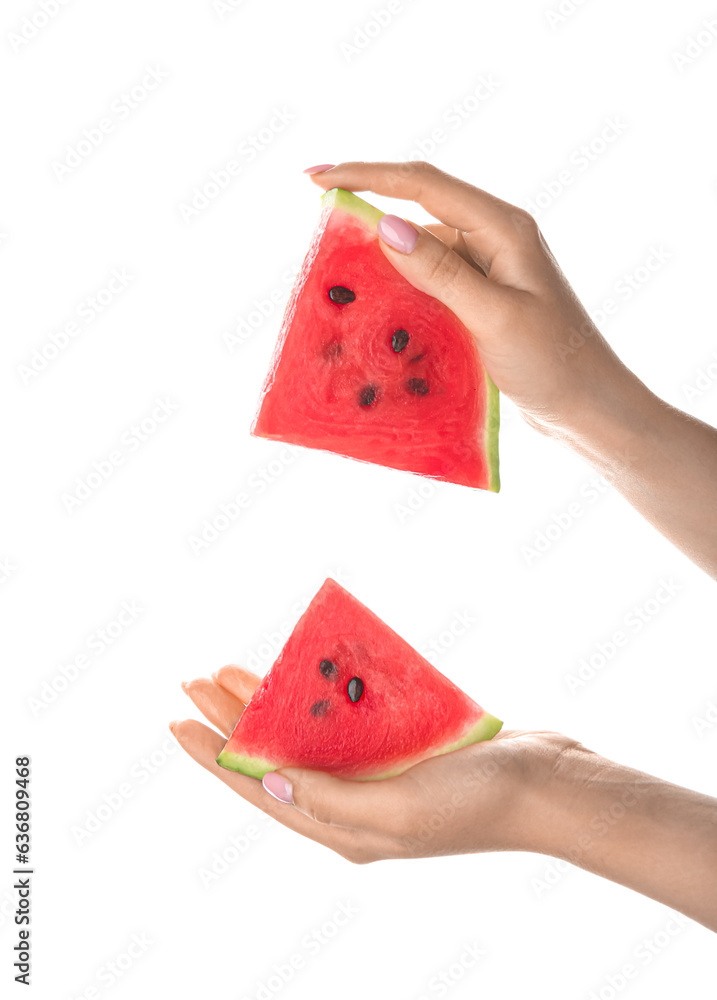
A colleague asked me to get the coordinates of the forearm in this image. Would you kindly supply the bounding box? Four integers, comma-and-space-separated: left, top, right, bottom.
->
527, 748, 717, 930
552, 364, 717, 578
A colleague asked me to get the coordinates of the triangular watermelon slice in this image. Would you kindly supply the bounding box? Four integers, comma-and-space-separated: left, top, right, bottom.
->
216, 579, 502, 780
252, 188, 500, 490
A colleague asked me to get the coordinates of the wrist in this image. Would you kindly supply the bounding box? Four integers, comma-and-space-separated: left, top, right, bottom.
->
512, 740, 717, 928
547, 365, 662, 473
491, 736, 602, 857
514, 741, 634, 862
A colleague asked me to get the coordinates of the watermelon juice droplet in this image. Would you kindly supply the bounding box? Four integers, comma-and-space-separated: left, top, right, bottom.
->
392, 329, 409, 353
319, 659, 338, 679
328, 285, 355, 304
347, 677, 364, 703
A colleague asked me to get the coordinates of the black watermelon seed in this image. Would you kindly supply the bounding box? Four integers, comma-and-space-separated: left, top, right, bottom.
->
324, 341, 342, 359
329, 286, 355, 304
407, 377, 429, 395
391, 329, 409, 353
319, 659, 338, 679
310, 699, 330, 717
347, 677, 364, 703
409, 353, 424, 363
358, 384, 377, 407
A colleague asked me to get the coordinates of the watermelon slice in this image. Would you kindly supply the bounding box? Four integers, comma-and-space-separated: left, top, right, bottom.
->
216, 579, 502, 780
251, 188, 499, 490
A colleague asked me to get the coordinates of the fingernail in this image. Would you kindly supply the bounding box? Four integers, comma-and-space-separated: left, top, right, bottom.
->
377, 214, 417, 254
303, 163, 335, 174
262, 771, 293, 804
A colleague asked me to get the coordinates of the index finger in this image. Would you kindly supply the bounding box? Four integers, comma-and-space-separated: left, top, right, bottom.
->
308, 161, 524, 260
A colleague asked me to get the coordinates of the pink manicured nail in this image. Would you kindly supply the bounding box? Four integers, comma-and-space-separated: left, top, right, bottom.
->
303, 163, 335, 174
263, 772, 293, 804
377, 214, 418, 253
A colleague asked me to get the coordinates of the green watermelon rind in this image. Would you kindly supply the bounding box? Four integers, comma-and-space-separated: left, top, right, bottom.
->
216, 749, 276, 780
215, 711, 503, 782
320, 188, 501, 493
361, 710, 503, 780
484, 374, 500, 493
320, 187, 384, 228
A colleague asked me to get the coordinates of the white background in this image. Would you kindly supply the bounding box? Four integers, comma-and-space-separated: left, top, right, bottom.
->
3, 0, 717, 997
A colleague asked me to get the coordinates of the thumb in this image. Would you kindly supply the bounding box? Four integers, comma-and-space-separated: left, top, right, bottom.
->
262, 767, 389, 831
376, 214, 502, 330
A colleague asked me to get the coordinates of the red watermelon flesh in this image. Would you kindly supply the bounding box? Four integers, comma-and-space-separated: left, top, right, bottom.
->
216, 579, 502, 780
251, 188, 499, 490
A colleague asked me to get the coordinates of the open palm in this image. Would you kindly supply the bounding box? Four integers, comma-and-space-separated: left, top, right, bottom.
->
171, 666, 580, 863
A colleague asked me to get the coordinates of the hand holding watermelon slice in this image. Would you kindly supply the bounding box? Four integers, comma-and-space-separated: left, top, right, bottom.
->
172, 647, 531, 864
173, 673, 556, 861
302, 160, 630, 436
301, 162, 717, 579
172, 666, 717, 929
172, 670, 717, 930
170, 580, 717, 928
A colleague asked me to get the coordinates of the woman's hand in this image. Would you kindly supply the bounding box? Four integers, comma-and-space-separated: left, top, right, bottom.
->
304, 162, 717, 578
172, 664, 717, 930
170, 664, 556, 862
306, 160, 632, 434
